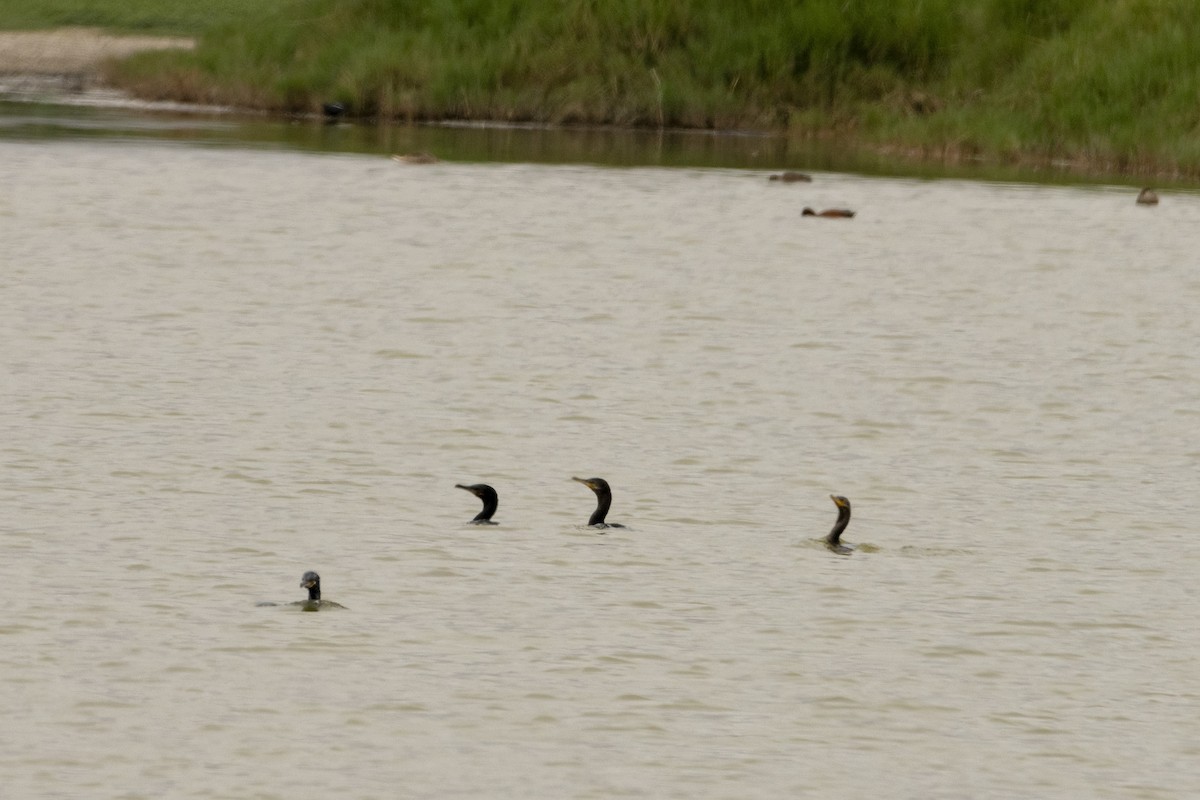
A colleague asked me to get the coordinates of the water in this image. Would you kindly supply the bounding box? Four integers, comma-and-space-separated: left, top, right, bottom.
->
2, 116, 1199, 799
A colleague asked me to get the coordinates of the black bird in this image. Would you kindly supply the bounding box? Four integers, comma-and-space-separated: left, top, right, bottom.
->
825, 495, 853, 554
297, 571, 347, 610
321, 102, 346, 123
572, 476, 626, 529
455, 483, 499, 524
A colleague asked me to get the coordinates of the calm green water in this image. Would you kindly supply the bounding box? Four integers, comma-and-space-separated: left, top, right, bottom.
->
3, 100, 1199, 799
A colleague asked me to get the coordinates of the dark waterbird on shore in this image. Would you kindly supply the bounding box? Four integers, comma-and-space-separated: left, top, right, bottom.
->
803, 207, 855, 218
321, 102, 346, 123
456, 483, 499, 524
572, 476, 626, 530
824, 495, 853, 555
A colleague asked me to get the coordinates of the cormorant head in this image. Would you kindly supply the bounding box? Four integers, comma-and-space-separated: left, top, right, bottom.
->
802, 207, 816, 216
572, 476, 611, 494
830, 494, 851, 510
456, 482, 499, 522
574, 476, 616, 527
300, 571, 320, 590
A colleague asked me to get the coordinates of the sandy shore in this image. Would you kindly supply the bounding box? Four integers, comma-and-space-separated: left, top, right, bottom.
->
0, 27, 192, 73
0, 27, 205, 109
0, 27, 192, 93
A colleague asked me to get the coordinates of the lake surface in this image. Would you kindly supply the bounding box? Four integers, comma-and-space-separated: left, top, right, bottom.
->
2, 108, 1199, 799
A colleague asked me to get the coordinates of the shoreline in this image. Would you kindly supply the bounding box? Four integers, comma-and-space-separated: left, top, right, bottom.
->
0, 28, 213, 112
0, 28, 209, 112
0, 28, 193, 78
0, 28, 1192, 183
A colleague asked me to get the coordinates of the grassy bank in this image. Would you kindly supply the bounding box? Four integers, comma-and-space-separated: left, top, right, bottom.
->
6, 0, 1200, 175
0, 0, 292, 35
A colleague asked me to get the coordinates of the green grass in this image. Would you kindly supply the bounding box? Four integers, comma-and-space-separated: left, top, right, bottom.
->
0, 0, 299, 34
871, 0, 1200, 172
6, 0, 1200, 174
100, 0, 980, 123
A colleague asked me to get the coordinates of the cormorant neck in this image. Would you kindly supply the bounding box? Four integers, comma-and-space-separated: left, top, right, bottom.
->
826, 506, 851, 546
474, 490, 498, 522
307, 583, 321, 601
588, 491, 612, 526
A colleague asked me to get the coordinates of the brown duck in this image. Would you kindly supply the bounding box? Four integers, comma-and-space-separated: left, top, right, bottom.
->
769, 171, 812, 183
802, 207, 855, 218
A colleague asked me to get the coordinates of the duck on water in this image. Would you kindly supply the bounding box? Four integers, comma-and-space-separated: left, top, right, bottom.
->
802, 207, 855, 218
296, 571, 347, 610
572, 476, 626, 530
258, 571, 347, 610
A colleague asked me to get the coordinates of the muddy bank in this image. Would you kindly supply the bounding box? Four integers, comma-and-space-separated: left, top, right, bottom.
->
0, 27, 192, 95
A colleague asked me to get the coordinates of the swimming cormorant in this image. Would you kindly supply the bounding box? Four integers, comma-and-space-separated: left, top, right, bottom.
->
825, 495, 853, 554
455, 483, 499, 524
803, 207, 855, 218
297, 571, 346, 610
572, 476, 626, 529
